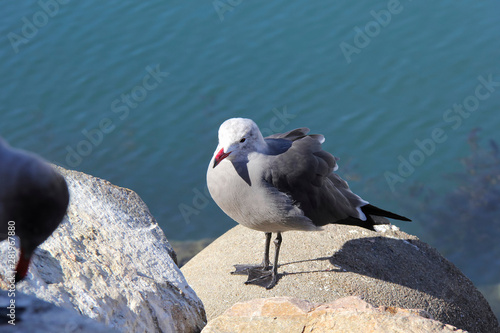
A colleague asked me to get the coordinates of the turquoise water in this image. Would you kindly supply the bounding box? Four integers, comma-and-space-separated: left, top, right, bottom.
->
1, 0, 499, 283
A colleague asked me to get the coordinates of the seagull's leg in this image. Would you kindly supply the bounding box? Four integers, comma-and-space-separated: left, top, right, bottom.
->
232, 232, 272, 275
266, 232, 282, 289
243, 232, 282, 289
260, 232, 272, 269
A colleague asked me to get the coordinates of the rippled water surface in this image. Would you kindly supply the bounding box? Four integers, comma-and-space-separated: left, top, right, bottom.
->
1, 2, 499, 298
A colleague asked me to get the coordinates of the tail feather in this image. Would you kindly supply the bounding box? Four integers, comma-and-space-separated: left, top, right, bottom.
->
361, 204, 412, 222
330, 204, 411, 231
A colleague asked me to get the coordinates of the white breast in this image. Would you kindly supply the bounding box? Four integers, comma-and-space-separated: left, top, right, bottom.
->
206, 154, 317, 233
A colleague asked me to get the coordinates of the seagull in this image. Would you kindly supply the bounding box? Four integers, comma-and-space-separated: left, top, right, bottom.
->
207, 118, 411, 289
0, 138, 69, 283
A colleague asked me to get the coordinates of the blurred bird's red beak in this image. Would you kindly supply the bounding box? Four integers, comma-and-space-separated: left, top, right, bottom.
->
14, 248, 31, 283
213, 148, 231, 168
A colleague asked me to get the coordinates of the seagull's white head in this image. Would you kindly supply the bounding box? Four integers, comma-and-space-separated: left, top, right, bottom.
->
212, 118, 266, 168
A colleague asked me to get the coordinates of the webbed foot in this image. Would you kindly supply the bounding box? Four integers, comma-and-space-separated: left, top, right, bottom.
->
232, 264, 278, 289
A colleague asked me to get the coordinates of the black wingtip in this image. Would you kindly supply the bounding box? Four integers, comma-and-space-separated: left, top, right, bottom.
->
361, 204, 412, 222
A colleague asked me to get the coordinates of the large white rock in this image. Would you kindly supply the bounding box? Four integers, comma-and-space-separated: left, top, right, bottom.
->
0, 290, 119, 332
0, 167, 206, 332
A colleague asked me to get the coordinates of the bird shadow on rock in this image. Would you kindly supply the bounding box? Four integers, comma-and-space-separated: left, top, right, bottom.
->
280, 236, 457, 300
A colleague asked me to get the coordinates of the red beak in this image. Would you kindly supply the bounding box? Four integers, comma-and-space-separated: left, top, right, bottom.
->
14, 248, 31, 283
213, 148, 231, 168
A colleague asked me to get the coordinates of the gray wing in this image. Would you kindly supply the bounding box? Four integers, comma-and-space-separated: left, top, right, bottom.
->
262, 128, 367, 226
266, 127, 313, 140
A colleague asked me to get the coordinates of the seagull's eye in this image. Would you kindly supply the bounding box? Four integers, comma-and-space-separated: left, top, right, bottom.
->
239, 138, 246, 143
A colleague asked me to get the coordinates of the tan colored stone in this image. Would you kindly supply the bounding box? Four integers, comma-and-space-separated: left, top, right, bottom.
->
202, 296, 468, 333
226, 297, 313, 318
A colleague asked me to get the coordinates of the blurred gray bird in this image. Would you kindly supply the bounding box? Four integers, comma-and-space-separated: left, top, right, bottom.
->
207, 118, 411, 289
0, 138, 69, 283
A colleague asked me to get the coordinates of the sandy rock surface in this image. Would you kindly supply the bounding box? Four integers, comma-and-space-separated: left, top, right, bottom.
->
182, 224, 499, 333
